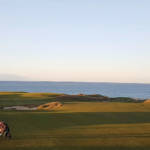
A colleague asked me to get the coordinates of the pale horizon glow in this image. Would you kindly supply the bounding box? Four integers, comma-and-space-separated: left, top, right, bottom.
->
0, 0, 150, 83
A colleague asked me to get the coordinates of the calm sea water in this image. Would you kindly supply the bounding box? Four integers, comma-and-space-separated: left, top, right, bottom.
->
0, 81, 150, 99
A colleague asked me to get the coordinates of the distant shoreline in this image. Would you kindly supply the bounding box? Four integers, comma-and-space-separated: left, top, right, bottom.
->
0, 91, 146, 101
0, 80, 150, 84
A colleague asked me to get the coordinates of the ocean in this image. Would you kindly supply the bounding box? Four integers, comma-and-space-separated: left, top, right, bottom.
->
0, 81, 150, 99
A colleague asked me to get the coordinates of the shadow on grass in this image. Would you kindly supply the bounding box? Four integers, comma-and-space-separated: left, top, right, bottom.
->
1, 112, 150, 131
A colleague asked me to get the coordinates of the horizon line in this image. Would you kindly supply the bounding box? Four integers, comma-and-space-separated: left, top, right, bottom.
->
0, 80, 150, 84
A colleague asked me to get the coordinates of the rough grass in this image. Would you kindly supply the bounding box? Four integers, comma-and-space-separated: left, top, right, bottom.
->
0, 92, 150, 150
0, 92, 142, 107
0, 92, 62, 107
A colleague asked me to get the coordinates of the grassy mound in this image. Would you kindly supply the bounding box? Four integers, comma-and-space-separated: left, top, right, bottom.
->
0, 92, 142, 108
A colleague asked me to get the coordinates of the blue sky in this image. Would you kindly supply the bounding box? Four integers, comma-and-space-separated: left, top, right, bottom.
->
0, 0, 150, 83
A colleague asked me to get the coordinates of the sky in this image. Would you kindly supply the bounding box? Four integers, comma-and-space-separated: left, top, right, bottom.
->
0, 0, 150, 83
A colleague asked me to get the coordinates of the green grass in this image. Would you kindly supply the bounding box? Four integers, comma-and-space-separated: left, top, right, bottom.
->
0, 92, 139, 107
0, 92, 62, 107
0, 92, 150, 150
1, 110, 150, 150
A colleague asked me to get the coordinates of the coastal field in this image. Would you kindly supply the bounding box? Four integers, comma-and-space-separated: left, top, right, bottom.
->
0, 92, 150, 150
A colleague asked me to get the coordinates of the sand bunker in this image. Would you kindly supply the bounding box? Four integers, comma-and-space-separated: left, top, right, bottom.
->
37, 102, 63, 110
2, 101, 63, 111
3, 106, 37, 110
144, 99, 150, 103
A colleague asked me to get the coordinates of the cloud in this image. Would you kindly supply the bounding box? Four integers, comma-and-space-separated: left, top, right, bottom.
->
0, 73, 30, 81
